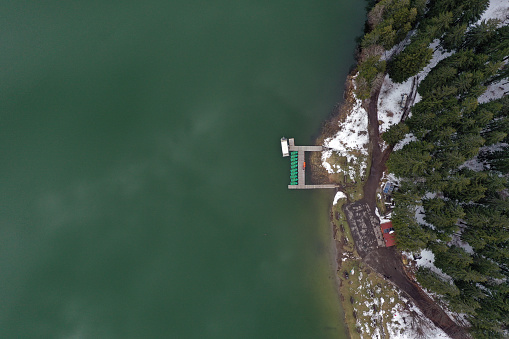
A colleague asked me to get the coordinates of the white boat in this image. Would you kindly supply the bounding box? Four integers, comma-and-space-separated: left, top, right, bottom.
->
280, 137, 289, 157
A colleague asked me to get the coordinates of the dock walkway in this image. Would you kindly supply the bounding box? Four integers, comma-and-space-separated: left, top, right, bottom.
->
288, 184, 338, 189
285, 138, 338, 190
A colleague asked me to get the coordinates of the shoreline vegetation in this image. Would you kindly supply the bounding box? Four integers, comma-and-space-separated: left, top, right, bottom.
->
312, 0, 508, 337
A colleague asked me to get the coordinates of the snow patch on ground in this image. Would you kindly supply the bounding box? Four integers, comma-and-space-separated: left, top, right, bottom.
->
393, 133, 417, 151
478, 79, 509, 104
416, 249, 436, 269
450, 234, 475, 255
482, 142, 509, 152
478, 0, 509, 25
416, 249, 454, 284
461, 142, 509, 171
377, 40, 453, 135
387, 294, 451, 339
415, 205, 434, 229
424, 192, 437, 199
378, 76, 411, 133
380, 212, 392, 224
381, 31, 414, 61
460, 156, 485, 172
333, 191, 347, 205
322, 79, 369, 180
418, 40, 454, 81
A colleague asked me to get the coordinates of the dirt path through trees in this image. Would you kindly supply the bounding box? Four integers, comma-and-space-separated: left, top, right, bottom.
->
345, 82, 470, 338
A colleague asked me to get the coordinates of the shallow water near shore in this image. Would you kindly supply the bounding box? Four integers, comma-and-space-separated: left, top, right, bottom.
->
0, 1, 365, 338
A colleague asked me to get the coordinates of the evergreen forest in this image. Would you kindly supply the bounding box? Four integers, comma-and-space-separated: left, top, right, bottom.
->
362, 0, 509, 337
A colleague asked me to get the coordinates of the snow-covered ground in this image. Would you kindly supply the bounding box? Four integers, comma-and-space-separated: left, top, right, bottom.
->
415, 205, 434, 229
353, 259, 451, 339
387, 294, 450, 339
460, 142, 508, 171
377, 75, 409, 133
377, 40, 453, 136
415, 249, 437, 270
461, 156, 485, 172
393, 133, 417, 151
415, 249, 456, 285
478, 0, 509, 25
478, 79, 509, 104
322, 80, 370, 180
450, 233, 475, 255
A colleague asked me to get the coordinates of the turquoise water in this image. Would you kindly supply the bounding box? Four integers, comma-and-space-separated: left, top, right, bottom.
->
0, 1, 365, 338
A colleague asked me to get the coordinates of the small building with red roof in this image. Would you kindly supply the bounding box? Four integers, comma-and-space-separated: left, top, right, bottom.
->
380, 221, 396, 247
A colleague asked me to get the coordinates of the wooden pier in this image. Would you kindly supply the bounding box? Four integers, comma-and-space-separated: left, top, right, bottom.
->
285, 138, 339, 190
288, 184, 337, 189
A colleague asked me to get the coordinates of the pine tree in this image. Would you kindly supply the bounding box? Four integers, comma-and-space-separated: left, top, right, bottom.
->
454, 0, 490, 26
441, 23, 467, 51
392, 203, 431, 251
442, 173, 471, 198
443, 263, 486, 282
478, 243, 509, 263
454, 72, 475, 93
387, 140, 434, 177
355, 55, 386, 99
456, 133, 485, 159
424, 171, 449, 192
479, 147, 509, 172
464, 19, 500, 50
425, 0, 489, 27
363, 0, 419, 49
381, 122, 410, 145
410, 0, 427, 17
469, 281, 509, 338
455, 101, 485, 135
471, 255, 503, 279
418, 66, 457, 96
423, 11, 453, 39
406, 100, 439, 131
462, 205, 509, 253
416, 266, 460, 296
423, 199, 464, 235
446, 293, 480, 315
482, 131, 507, 146
479, 25, 509, 63
388, 38, 433, 83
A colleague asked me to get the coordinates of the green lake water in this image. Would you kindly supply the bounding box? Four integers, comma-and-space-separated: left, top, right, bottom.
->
0, 1, 365, 338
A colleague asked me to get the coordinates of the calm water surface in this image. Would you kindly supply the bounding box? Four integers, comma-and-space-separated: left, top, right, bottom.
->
0, 1, 365, 338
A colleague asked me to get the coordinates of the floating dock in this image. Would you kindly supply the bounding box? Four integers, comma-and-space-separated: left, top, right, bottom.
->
284, 138, 338, 189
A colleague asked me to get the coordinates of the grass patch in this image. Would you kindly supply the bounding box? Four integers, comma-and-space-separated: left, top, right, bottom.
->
376, 191, 387, 215
309, 149, 368, 202
332, 199, 357, 255
322, 151, 369, 201
338, 258, 407, 338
